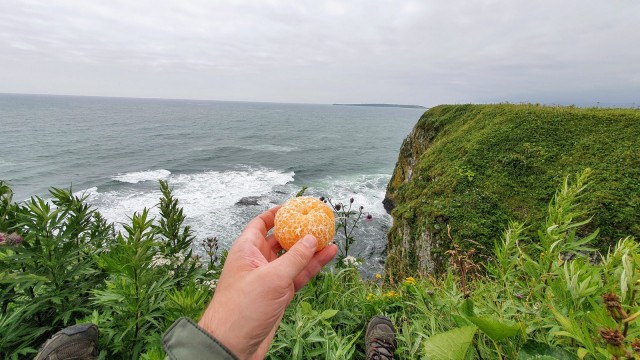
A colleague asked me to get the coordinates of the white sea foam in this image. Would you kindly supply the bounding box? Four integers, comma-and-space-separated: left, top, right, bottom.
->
73, 187, 98, 198
84, 167, 294, 248
82, 169, 390, 275
241, 144, 298, 152
320, 173, 392, 220
313, 173, 393, 276
0, 160, 16, 168
113, 169, 171, 184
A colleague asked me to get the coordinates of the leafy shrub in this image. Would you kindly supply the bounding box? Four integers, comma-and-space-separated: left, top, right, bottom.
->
0, 185, 109, 358
0, 180, 211, 359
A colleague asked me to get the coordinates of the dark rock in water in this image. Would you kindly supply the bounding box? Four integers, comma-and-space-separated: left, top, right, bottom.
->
235, 196, 261, 206
382, 197, 395, 214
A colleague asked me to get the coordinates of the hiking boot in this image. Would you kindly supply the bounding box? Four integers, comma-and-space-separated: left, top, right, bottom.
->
35, 323, 99, 360
365, 316, 397, 360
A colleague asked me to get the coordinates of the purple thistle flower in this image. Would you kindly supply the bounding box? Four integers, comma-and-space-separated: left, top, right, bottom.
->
0, 232, 21, 246
334, 204, 342, 211
319, 196, 325, 202
366, 214, 373, 222
10, 234, 22, 245
514, 292, 525, 300
350, 198, 354, 204
360, 206, 364, 211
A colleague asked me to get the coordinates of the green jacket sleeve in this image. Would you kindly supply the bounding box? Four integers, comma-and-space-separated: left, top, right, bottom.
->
163, 317, 238, 360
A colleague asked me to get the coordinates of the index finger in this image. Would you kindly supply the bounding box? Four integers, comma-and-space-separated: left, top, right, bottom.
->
243, 205, 281, 237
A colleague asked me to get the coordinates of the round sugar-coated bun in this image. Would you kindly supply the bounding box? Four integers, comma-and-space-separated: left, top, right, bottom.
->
274, 196, 335, 252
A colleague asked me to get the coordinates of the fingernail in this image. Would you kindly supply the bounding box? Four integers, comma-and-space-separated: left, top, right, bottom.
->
301, 235, 317, 249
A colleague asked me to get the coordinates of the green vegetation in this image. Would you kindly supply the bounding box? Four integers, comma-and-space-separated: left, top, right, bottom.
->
277, 171, 640, 359
333, 104, 427, 109
0, 181, 215, 359
2, 171, 640, 359
385, 104, 640, 278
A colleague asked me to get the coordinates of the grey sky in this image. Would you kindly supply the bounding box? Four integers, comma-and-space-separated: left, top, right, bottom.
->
0, 0, 638, 106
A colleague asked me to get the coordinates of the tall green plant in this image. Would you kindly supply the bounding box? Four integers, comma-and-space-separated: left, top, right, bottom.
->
322, 196, 367, 267
0, 181, 18, 232
489, 220, 526, 294
93, 209, 175, 358
480, 169, 640, 359
0, 181, 211, 358
155, 180, 194, 256
153, 180, 198, 290
90, 181, 206, 359
0, 188, 106, 358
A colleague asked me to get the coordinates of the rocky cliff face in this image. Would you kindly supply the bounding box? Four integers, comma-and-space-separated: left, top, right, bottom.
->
383, 108, 449, 279
382, 116, 434, 213
383, 104, 640, 281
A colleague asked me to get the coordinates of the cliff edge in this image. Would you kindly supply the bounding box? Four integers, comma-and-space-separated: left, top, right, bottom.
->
384, 104, 640, 279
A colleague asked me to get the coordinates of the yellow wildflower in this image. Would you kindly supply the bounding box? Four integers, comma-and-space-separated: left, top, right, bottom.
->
367, 293, 375, 301
404, 277, 416, 286
385, 290, 398, 299
375, 273, 382, 280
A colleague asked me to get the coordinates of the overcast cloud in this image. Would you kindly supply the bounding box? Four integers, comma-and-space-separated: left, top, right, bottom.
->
0, 0, 638, 106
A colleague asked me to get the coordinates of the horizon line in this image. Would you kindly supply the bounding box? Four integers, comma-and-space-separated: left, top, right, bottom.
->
0, 91, 431, 108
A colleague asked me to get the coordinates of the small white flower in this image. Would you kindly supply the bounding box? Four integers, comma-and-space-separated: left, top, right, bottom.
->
168, 270, 175, 277
342, 256, 361, 267
174, 252, 186, 263
207, 279, 218, 290
151, 254, 171, 267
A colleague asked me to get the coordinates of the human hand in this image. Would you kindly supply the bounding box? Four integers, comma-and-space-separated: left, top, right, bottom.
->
198, 206, 338, 359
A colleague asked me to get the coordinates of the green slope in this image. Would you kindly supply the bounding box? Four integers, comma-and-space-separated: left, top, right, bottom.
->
384, 104, 640, 277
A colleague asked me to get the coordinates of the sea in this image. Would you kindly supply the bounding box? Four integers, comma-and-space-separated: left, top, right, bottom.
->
0, 93, 423, 275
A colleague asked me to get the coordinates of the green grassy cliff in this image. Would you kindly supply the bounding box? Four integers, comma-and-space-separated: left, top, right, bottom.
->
384, 104, 640, 279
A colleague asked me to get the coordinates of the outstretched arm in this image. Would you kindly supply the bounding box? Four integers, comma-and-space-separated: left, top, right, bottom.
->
197, 206, 338, 359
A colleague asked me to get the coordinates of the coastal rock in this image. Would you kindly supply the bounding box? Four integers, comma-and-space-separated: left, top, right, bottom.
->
235, 196, 262, 206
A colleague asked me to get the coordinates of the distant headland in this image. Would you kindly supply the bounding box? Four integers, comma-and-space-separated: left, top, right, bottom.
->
333, 103, 427, 109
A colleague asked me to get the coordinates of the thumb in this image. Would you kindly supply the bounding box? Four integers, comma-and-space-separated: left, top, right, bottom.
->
272, 235, 317, 280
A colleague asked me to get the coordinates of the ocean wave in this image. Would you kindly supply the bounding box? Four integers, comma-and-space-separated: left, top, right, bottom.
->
316, 173, 392, 219
167, 168, 294, 212
312, 173, 392, 276
241, 144, 298, 153
0, 160, 16, 168
211, 144, 298, 153
82, 167, 295, 248
112, 169, 171, 183
78, 169, 389, 276
73, 187, 98, 198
